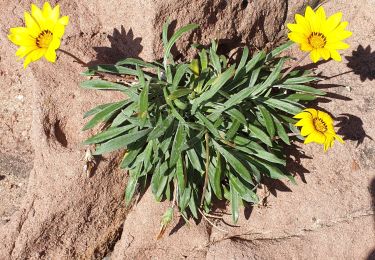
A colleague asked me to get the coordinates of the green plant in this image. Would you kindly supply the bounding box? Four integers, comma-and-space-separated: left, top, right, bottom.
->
81, 21, 324, 224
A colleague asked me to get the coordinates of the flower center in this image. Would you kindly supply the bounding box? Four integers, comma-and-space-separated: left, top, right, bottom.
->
308, 32, 327, 49
313, 118, 328, 133
36, 30, 53, 48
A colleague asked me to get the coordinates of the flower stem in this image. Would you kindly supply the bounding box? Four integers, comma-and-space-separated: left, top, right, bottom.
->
281, 52, 309, 79
57, 48, 87, 66
200, 132, 210, 206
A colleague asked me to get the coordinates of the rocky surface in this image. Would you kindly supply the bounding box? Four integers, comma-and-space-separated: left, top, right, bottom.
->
0, 0, 374, 259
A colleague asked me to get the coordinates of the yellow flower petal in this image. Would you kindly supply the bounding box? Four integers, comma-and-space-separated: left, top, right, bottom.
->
25, 12, 41, 37
288, 32, 308, 44
300, 124, 315, 136
294, 111, 312, 119
310, 49, 321, 63
23, 48, 46, 68
319, 48, 330, 60
316, 7, 326, 21
324, 12, 342, 33
8, 32, 36, 46
42, 2, 53, 17
15, 45, 38, 58
329, 49, 342, 61
326, 41, 350, 50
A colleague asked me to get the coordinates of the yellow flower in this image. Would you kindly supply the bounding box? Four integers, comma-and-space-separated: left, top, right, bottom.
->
287, 6, 352, 63
294, 108, 344, 151
8, 2, 69, 68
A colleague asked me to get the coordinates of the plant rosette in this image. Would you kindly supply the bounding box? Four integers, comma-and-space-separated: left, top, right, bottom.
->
80, 21, 330, 227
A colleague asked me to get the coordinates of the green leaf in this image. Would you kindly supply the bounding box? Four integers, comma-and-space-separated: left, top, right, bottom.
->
248, 124, 273, 147
283, 76, 319, 85
172, 64, 190, 89
94, 128, 151, 155
82, 100, 128, 131
212, 140, 254, 185
83, 103, 115, 119
258, 105, 275, 137
147, 115, 174, 141
226, 120, 241, 140
84, 125, 134, 145
139, 81, 149, 125
168, 88, 192, 100
120, 146, 143, 169
265, 41, 293, 61
176, 156, 185, 192
116, 58, 159, 68
275, 84, 326, 95
81, 80, 126, 91
125, 165, 141, 205
230, 183, 239, 223
209, 43, 221, 73
229, 173, 259, 203
195, 112, 220, 138
251, 57, 286, 97
192, 66, 235, 113
273, 116, 290, 145
179, 184, 191, 212
286, 93, 317, 101
170, 122, 187, 167
164, 24, 199, 67
87, 65, 145, 77
209, 153, 223, 199
199, 49, 208, 70
186, 147, 203, 172
143, 140, 154, 171
264, 98, 303, 115
245, 51, 266, 73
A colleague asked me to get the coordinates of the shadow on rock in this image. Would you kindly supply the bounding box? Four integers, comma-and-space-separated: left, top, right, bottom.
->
88, 26, 143, 66
346, 45, 375, 82
336, 113, 373, 147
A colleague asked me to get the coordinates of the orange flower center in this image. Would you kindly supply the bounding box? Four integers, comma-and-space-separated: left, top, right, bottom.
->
36, 30, 53, 48
308, 32, 327, 49
313, 117, 328, 133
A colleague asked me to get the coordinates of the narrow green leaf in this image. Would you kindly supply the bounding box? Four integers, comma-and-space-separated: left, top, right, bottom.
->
273, 116, 290, 145
170, 122, 187, 167
248, 124, 273, 147
212, 140, 254, 185
120, 147, 143, 169
264, 98, 303, 115
84, 125, 134, 145
258, 105, 275, 137
176, 156, 185, 192
251, 58, 286, 97
94, 128, 151, 155
229, 173, 259, 203
265, 41, 293, 61
192, 66, 235, 113
164, 24, 199, 67
125, 165, 141, 205
230, 183, 239, 223
83, 100, 127, 131
275, 84, 326, 95
168, 88, 192, 100
172, 64, 190, 89
147, 115, 174, 141
83, 103, 115, 119
195, 112, 220, 138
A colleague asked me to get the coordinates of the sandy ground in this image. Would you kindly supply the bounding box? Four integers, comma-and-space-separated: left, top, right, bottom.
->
0, 0, 374, 259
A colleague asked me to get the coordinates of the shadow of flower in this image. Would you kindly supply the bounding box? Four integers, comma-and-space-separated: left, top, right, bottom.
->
88, 26, 143, 66
336, 113, 373, 147
345, 45, 375, 82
